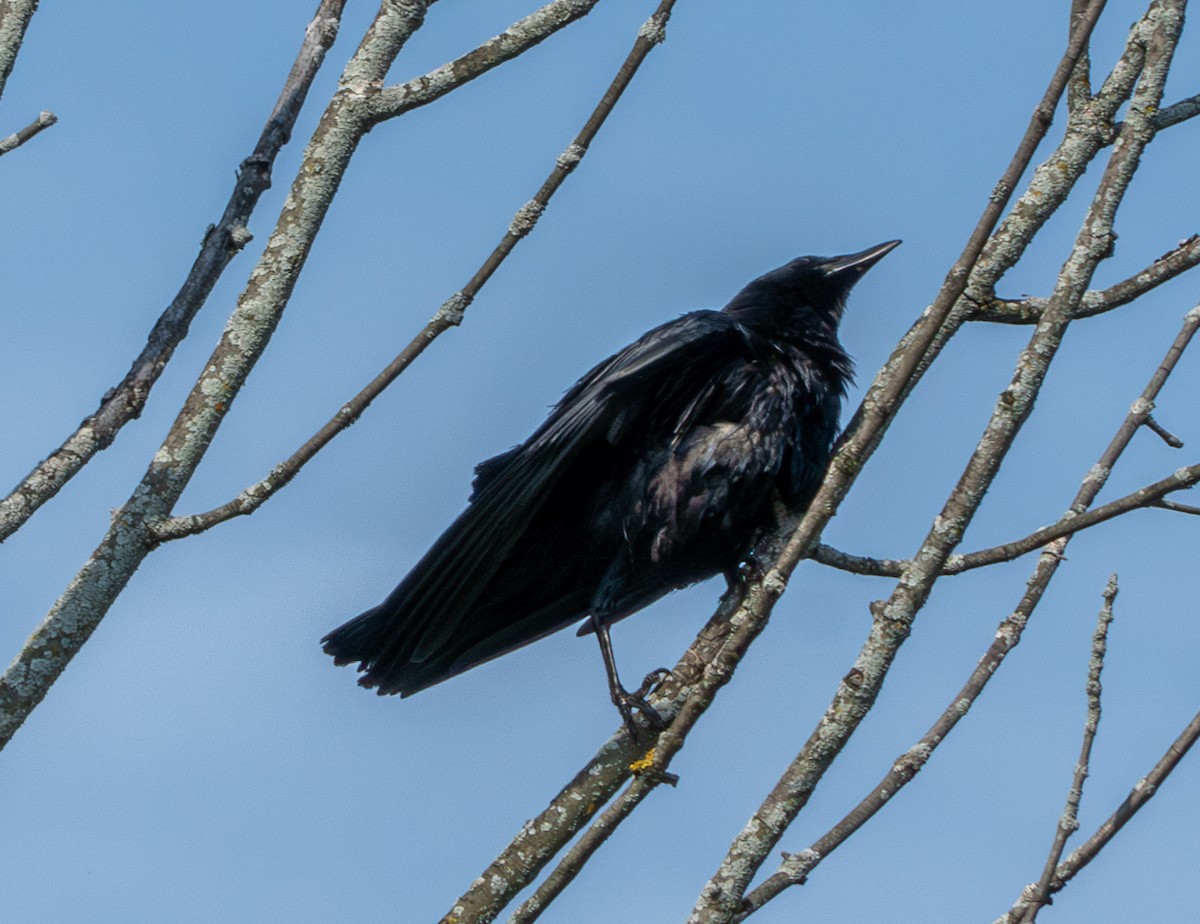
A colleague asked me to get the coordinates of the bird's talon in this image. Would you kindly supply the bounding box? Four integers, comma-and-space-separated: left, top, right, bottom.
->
637, 668, 673, 698
614, 687, 666, 738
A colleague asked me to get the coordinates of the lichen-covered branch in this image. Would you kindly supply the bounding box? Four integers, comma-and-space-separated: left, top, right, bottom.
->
1154, 90, 1200, 129
154, 0, 672, 546
811, 457, 1200, 578
369, 0, 604, 123
0, 0, 39, 102
0, 0, 348, 543
508, 766, 669, 924
995, 708, 1200, 924
0, 0, 437, 751
689, 6, 1181, 919
1017, 575, 1118, 923
869, 2, 1161, 387
440, 7, 1110, 922
0, 108, 54, 155
735, 300, 1199, 921
971, 234, 1200, 324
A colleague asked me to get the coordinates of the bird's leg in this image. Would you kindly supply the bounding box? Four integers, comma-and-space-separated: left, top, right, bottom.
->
594, 620, 666, 739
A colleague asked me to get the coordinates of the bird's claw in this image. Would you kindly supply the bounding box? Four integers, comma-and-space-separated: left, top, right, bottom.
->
614, 683, 668, 741
636, 668, 673, 698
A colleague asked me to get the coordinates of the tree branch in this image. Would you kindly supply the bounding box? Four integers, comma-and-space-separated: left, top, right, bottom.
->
970, 234, 1200, 324
0, 0, 39, 103
1153, 497, 1200, 515
736, 288, 1198, 922
153, 0, 674, 546
996, 708, 1200, 924
0, 108, 54, 155
368, 0, 604, 124
811, 458, 1200, 578
436, 6, 1113, 922
0, 0, 438, 752
0, 0, 348, 543
692, 6, 1181, 918
1153, 90, 1200, 130
1019, 575, 1117, 923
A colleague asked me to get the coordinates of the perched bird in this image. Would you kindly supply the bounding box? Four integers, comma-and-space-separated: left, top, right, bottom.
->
323, 241, 899, 734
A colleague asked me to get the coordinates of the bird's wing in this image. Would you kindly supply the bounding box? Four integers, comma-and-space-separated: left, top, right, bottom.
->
391, 311, 755, 667
472, 310, 752, 492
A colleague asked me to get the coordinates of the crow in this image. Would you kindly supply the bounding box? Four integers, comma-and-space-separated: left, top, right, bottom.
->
323, 240, 899, 734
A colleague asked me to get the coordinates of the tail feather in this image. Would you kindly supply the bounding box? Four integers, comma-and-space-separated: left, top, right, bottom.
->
322, 460, 590, 695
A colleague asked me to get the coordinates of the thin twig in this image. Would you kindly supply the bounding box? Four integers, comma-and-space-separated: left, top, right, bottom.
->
368, 0, 603, 123
996, 709, 1200, 924
153, 0, 669, 546
1019, 575, 1118, 923
971, 234, 1200, 324
0, 108, 55, 155
0, 0, 348, 543
1153, 498, 1200, 515
1143, 414, 1183, 447
737, 261, 1199, 922
1153, 91, 1200, 130
811, 459, 1200, 578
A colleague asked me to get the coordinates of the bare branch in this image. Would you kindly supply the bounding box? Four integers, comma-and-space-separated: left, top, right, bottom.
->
971, 234, 1200, 324
695, 7, 1182, 918
0, 108, 54, 156
1153, 498, 1200, 515
369, 0, 604, 123
154, 0, 675, 545
0, 0, 349, 543
812, 460, 1200, 578
1144, 413, 1184, 447
996, 709, 1200, 924
509, 769, 666, 924
0, 0, 40, 102
1153, 91, 1200, 130
0, 0, 437, 752
431, 7, 1113, 922
738, 285, 1198, 923
1019, 575, 1118, 923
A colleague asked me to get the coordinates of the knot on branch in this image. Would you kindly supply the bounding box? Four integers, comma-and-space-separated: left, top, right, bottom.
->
228, 225, 254, 250
556, 143, 586, 173
638, 15, 667, 45
779, 848, 820, 883
509, 200, 544, 238
1129, 396, 1154, 418
435, 292, 470, 327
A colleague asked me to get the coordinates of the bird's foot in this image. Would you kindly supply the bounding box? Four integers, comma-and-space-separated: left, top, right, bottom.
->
613, 676, 670, 741
636, 668, 673, 700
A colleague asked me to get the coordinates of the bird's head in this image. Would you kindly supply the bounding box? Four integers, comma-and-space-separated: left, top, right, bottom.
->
724, 240, 900, 335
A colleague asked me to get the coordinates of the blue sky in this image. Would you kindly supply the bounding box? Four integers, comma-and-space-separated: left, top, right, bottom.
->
1, 2, 1197, 921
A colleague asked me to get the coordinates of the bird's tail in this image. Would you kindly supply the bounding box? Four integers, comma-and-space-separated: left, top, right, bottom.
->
321, 605, 388, 670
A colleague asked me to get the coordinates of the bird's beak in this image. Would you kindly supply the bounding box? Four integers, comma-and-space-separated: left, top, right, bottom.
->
821, 240, 902, 279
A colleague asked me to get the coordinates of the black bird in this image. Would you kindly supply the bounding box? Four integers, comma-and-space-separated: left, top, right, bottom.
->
323, 241, 899, 733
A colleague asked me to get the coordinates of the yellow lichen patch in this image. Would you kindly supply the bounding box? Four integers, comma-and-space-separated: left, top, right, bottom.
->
629, 748, 657, 774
